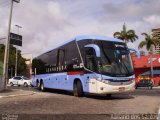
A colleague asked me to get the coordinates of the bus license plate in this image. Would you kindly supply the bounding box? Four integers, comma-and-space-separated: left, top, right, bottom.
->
119, 87, 125, 91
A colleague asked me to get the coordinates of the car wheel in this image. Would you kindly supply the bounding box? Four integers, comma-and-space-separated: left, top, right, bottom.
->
23, 82, 28, 87
73, 80, 84, 97
148, 86, 152, 90
10, 82, 13, 86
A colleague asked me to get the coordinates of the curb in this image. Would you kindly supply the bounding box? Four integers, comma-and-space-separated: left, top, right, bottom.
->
153, 86, 160, 89
0, 92, 36, 98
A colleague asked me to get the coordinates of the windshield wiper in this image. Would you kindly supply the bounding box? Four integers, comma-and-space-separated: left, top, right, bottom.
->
116, 55, 130, 75
121, 60, 130, 75
101, 42, 111, 64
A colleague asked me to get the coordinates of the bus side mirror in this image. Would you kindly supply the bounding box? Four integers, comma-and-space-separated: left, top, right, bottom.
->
85, 44, 100, 57
129, 48, 140, 59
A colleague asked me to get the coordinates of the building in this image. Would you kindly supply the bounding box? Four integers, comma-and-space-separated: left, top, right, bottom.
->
152, 28, 160, 54
131, 50, 145, 56
132, 54, 160, 86
22, 53, 32, 78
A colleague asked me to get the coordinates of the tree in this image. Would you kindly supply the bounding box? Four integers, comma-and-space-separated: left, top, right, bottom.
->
0, 44, 27, 78
113, 23, 138, 43
0, 44, 5, 75
138, 33, 160, 51
138, 33, 160, 84
32, 58, 46, 74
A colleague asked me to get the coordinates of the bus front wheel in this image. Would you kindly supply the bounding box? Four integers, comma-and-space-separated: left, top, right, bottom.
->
73, 80, 84, 97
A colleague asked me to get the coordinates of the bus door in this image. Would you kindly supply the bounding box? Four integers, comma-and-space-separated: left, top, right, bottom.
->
84, 47, 98, 93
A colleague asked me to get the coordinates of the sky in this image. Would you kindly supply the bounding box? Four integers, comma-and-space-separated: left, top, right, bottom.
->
0, 0, 160, 57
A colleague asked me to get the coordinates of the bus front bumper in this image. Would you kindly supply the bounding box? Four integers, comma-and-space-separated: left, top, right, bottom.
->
96, 80, 135, 94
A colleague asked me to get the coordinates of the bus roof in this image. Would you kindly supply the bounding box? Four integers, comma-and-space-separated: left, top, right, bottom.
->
75, 35, 124, 43
39, 35, 124, 57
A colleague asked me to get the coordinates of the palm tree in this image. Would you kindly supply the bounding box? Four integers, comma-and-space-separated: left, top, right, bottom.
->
113, 23, 138, 43
138, 33, 160, 50
138, 33, 160, 85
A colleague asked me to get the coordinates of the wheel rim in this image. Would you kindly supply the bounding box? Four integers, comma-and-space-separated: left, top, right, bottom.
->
10, 82, 13, 86
37, 82, 40, 88
41, 83, 44, 90
24, 83, 27, 86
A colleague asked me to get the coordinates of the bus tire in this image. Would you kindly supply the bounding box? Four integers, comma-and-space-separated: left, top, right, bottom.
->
10, 82, 13, 86
73, 80, 84, 97
40, 81, 45, 92
106, 94, 112, 98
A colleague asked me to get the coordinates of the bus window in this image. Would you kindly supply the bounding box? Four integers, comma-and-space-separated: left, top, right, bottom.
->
85, 48, 97, 72
57, 49, 65, 72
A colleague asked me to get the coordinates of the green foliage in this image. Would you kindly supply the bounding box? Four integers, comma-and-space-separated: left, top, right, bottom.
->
0, 44, 27, 77
0, 61, 3, 75
32, 58, 46, 74
113, 23, 138, 43
0, 44, 5, 62
138, 33, 160, 51
0, 44, 5, 75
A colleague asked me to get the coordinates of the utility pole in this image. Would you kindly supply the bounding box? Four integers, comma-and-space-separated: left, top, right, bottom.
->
14, 25, 22, 77
150, 46, 154, 85
0, 0, 20, 91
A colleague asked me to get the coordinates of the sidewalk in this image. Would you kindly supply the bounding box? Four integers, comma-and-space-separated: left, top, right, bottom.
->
0, 89, 35, 98
153, 86, 160, 89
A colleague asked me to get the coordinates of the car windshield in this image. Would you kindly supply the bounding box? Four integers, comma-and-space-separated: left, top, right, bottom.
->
23, 77, 30, 80
13, 77, 21, 80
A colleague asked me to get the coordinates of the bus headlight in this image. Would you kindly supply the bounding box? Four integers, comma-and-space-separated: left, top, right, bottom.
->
96, 78, 110, 84
101, 79, 110, 84
96, 78, 101, 81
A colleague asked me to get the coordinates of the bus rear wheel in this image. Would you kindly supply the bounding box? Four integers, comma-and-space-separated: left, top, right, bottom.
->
40, 81, 45, 92
73, 80, 84, 97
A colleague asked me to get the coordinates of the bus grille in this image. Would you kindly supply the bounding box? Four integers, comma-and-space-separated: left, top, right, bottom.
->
108, 81, 133, 86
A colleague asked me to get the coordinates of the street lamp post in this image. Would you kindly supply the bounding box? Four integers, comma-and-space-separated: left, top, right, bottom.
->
14, 25, 22, 77
0, 0, 20, 91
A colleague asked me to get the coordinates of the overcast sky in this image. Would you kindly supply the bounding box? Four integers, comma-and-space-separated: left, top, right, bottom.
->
0, 0, 160, 57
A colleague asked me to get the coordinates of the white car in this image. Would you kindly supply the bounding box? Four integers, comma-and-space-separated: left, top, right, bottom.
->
8, 76, 32, 87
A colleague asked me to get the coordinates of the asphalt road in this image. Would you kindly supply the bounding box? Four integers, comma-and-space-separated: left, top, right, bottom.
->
0, 86, 160, 120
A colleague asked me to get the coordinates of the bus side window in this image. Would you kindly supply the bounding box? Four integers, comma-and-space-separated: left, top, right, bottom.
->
57, 49, 66, 72
85, 48, 97, 72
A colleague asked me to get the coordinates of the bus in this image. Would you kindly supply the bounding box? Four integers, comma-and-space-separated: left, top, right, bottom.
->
32, 35, 140, 97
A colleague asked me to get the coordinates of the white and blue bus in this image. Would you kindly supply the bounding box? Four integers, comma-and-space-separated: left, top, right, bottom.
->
32, 35, 140, 97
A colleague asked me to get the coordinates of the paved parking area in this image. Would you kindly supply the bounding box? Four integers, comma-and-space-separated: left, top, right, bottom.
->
0, 87, 159, 115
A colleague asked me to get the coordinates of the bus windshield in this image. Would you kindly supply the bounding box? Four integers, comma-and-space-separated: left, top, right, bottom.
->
98, 41, 134, 77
